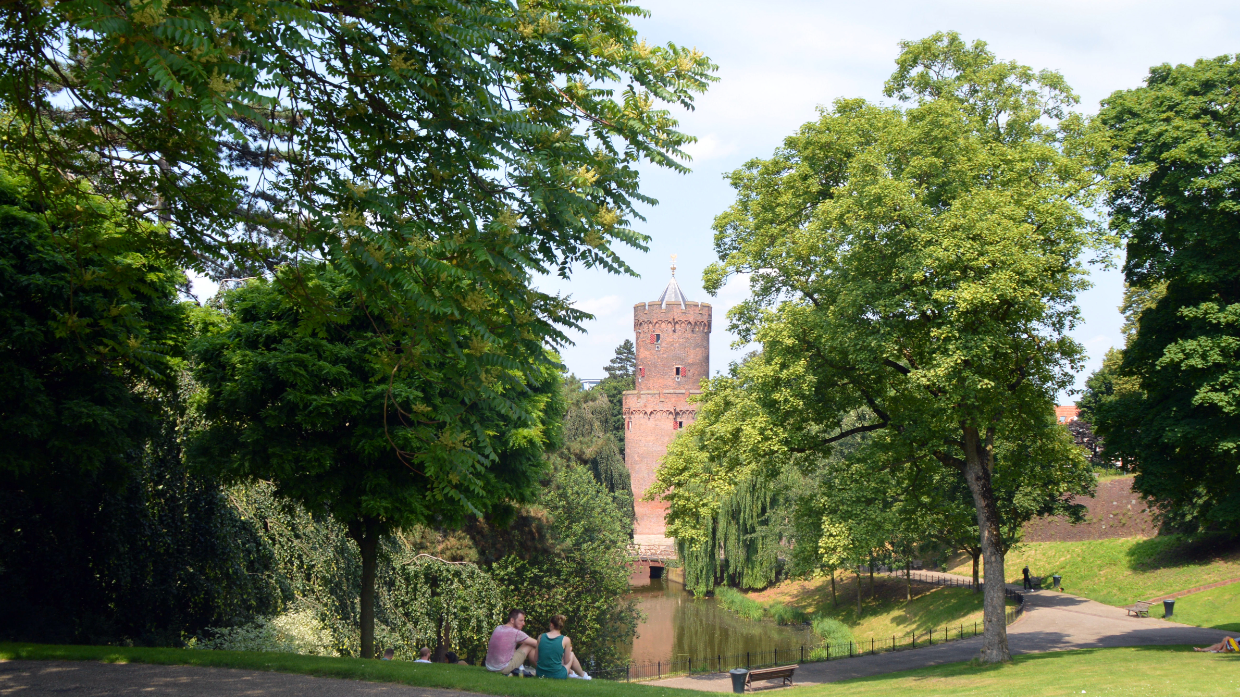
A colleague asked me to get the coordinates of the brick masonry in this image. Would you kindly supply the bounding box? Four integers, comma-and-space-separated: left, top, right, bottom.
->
622, 300, 711, 541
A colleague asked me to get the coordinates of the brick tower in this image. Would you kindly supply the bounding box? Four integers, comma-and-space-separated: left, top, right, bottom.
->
623, 260, 711, 547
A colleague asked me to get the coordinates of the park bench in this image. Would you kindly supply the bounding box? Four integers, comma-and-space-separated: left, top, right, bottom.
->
1125, 600, 1152, 617
745, 665, 797, 689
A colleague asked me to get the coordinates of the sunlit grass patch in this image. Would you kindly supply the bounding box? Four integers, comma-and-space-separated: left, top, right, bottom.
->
947, 536, 1240, 606
792, 645, 1239, 697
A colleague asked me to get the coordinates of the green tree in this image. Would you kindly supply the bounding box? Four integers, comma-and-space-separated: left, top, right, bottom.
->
663, 33, 1110, 662
604, 340, 637, 380
1093, 55, 1240, 532
189, 271, 562, 658
597, 340, 637, 456
1, 0, 716, 453
554, 375, 634, 521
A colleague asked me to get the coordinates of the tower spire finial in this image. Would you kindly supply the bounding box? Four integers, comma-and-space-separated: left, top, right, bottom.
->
670, 253, 677, 277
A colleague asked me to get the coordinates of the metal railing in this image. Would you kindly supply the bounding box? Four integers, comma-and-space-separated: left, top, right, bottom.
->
599, 574, 1024, 681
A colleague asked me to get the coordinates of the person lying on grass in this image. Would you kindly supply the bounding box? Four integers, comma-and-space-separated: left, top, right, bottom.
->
535, 614, 590, 680
444, 651, 469, 665
1194, 637, 1239, 653
485, 609, 539, 676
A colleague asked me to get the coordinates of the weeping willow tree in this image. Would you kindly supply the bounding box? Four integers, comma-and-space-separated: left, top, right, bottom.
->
555, 376, 635, 523
678, 473, 799, 595
389, 555, 505, 663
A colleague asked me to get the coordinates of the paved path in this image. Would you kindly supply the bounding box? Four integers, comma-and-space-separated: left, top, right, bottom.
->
0, 660, 487, 697
649, 578, 1233, 692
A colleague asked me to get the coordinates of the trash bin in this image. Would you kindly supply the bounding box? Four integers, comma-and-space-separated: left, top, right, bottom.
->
729, 668, 749, 694
1163, 599, 1175, 618
1052, 574, 1062, 589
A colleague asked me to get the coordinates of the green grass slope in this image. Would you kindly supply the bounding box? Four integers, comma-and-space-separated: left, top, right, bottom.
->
1150, 581, 1240, 632
740, 575, 995, 644
797, 646, 1239, 697
0, 643, 697, 697
946, 536, 1240, 606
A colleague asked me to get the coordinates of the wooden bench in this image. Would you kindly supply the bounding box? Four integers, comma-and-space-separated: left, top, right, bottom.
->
745, 665, 797, 689
1125, 601, 1152, 617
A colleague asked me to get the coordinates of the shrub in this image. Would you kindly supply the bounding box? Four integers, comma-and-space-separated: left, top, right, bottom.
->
812, 616, 854, 649
714, 587, 765, 621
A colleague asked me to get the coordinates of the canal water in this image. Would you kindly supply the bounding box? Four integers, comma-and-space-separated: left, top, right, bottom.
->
622, 571, 820, 666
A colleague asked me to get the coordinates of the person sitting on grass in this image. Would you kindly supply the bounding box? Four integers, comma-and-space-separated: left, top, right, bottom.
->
444, 651, 469, 665
381, 648, 395, 661
485, 609, 539, 676
1194, 637, 1239, 653
535, 614, 590, 680
414, 647, 433, 663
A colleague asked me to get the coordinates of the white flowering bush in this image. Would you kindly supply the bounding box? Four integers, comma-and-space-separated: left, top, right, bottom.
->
193, 601, 335, 655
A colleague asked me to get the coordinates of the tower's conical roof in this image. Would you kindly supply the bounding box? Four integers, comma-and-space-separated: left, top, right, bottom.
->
658, 275, 688, 309
657, 255, 688, 309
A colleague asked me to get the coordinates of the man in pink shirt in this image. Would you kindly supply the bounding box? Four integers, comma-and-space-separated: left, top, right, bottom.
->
485, 609, 539, 675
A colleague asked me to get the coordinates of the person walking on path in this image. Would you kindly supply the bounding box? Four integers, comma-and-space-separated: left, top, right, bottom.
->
1022, 566, 1032, 591
485, 609, 539, 676
536, 615, 590, 680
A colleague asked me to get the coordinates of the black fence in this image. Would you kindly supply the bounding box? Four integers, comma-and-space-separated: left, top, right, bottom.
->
599, 573, 1024, 682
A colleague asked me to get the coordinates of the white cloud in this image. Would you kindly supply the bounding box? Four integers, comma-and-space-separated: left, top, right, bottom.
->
680, 134, 737, 163
573, 294, 626, 318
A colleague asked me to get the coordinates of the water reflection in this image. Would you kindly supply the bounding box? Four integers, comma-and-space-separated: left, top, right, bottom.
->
623, 571, 820, 665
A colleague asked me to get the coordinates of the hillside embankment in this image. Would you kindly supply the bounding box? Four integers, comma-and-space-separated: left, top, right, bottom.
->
1022, 474, 1159, 541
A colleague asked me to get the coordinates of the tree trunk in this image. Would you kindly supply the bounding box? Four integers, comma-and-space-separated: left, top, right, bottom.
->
433, 622, 451, 663
962, 426, 1011, 664
855, 569, 862, 616
869, 558, 875, 598
905, 561, 911, 601
971, 550, 981, 594
349, 517, 381, 660
830, 570, 837, 607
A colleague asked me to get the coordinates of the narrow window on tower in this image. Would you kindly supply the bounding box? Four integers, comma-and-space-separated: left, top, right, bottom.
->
627, 419, 632, 430
638, 366, 645, 379
677, 421, 685, 429
674, 366, 682, 382
654, 333, 662, 350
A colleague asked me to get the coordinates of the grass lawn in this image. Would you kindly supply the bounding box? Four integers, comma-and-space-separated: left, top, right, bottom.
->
7, 642, 1237, 697
797, 646, 1239, 697
945, 536, 1240, 607
743, 574, 994, 642
0, 643, 699, 697
1149, 581, 1240, 632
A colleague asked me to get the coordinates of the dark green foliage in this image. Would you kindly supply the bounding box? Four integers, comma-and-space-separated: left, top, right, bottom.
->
597, 340, 636, 458
491, 464, 639, 674
555, 376, 633, 521
0, 158, 183, 477
0, 157, 273, 645
596, 375, 634, 459
0, 420, 281, 646
1095, 54, 1240, 532
190, 272, 558, 535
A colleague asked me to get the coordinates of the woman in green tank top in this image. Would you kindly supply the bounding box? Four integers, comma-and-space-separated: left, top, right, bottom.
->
535, 615, 589, 679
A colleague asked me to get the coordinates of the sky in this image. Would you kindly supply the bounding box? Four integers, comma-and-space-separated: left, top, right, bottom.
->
530, 0, 1240, 401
